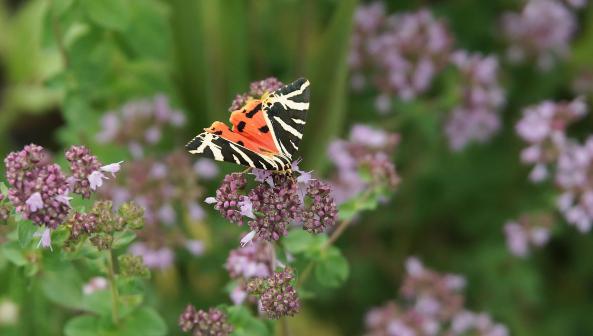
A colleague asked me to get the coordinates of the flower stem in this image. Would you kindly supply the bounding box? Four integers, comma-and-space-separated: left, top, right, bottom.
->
280, 317, 291, 336
106, 249, 120, 324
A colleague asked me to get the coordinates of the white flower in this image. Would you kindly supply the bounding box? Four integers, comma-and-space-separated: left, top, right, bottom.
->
35, 228, 52, 251
238, 196, 255, 219
88, 170, 107, 190
240, 230, 257, 247
100, 161, 123, 177
205, 197, 217, 204
26, 192, 44, 212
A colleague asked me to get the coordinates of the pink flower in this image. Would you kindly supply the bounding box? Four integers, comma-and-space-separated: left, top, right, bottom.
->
55, 192, 73, 207
238, 196, 255, 219
230, 286, 248, 305
35, 228, 52, 251
100, 161, 123, 177
26, 192, 44, 212
185, 240, 205, 256
88, 171, 107, 190
82, 277, 108, 295
193, 159, 219, 180
240, 230, 256, 247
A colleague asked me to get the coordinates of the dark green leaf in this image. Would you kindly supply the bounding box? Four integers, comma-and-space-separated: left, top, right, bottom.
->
17, 221, 36, 248
227, 305, 271, 336
64, 315, 101, 336
81, 0, 131, 31
314, 247, 349, 288
1, 242, 28, 266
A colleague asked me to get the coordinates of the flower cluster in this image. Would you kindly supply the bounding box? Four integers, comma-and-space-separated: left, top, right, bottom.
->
501, 0, 577, 70
247, 268, 300, 319
4, 144, 71, 229
328, 124, 400, 204
364, 257, 507, 336
445, 51, 505, 151
504, 213, 553, 257
96, 95, 186, 158
129, 243, 174, 270
208, 169, 337, 243
516, 98, 586, 183
349, 4, 453, 111
228, 77, 284, 111
179, 305, 233, 336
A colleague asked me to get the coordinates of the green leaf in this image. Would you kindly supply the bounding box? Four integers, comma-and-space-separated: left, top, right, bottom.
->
338, 192, 380, 221
64, 315, 101, 336
112, 231, 136, 249
41, 266, 85, 311
227, 305, 271, 336
81, 0, 131, 31
314, 247, 349, 288
283, 230, 317, 254
17, 220, 36, 248
1, 242, 28, 267
115, 307, 167, 336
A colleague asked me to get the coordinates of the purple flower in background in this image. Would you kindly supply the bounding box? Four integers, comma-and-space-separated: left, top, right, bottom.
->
504, 214, 553, 257
192, 158, 219, 180
130, 242, 174, 270
328, 125, 399, 204
445, 51, 505, 151
225, 241, 273, 279
82, 277, 108, 295
364, 258, 507, 336
501, 0, 576, 70
185, 240, 205, 256
350, 5, 453, 107
5, 144, 70, 228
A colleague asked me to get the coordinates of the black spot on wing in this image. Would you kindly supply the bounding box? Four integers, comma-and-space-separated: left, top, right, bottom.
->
237, 141, 244, 146
237, 121, 246, 132
259, 125, 269, 133
246, 104, 261, 118
214, 130, 223, 135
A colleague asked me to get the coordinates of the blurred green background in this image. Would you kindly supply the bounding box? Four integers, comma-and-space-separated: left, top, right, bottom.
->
1, 0, 593, 335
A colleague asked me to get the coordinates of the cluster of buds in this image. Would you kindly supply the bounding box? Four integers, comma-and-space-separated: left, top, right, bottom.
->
328, 124, 400, 204
66, 201, 144, 250
501, 0, 577, 70
444, 51, 505, 151
504, 213, 553, 257
207, 168, 338, 244
246, 268, 300, 319
349, 4, 454, 112
228, 77, 284, 111
364, 257, 507, 336
179, 305, 233, 336
0, 191, 9, 222
118, 254, 150, 278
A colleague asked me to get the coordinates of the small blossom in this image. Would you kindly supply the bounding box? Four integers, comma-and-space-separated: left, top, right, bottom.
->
100, 161, 123, 177
65, 145, 103, 198
129, 243, 174, 270
302, 180, 338, 234
205, 197, 217, 204
503, 214, 553, 257
226, 240, 273, 279
26, 192, 44, 212
55, 192, 73, 207
238, 196, 255, 219
118, 254, 151, 278
240, 230, 257, 247
230, 285, 248, 305
211, 173, 247, 225
193, 158, 219, 180
35, 228, 52, 251
88, 171, 107, 190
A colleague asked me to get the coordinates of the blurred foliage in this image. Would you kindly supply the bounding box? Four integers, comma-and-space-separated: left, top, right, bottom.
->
0, 0, 592, 335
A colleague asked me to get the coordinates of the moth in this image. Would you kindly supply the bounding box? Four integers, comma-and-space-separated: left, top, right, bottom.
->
185, 78, 310, 172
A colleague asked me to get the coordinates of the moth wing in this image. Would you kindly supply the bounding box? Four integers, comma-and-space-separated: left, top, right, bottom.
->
185, 131, 291, 171
262, 78, 310, 159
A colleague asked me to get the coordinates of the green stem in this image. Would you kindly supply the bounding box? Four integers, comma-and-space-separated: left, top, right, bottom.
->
106, 249, 120, 325
48, 0, 69, 67
280, 317, 291, 336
